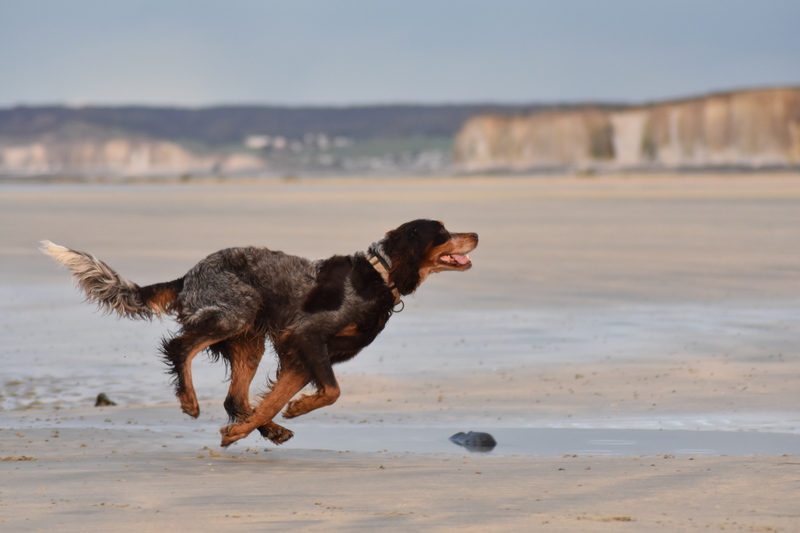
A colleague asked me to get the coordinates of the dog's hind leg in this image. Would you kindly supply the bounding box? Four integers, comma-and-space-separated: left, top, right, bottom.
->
165, 286, 261, 419
161, 332, 223, 418
220, 331, 265, 422
218, 331, 295, 444
220, 366, 308, 447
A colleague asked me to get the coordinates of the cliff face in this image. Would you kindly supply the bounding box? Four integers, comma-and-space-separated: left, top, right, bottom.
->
4, 91, 798, 177
454, 88, 800, 172
0, 103, 539, 178
0, 136, 266, 177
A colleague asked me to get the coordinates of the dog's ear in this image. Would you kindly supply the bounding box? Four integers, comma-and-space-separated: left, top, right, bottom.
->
383, 224, 427, 295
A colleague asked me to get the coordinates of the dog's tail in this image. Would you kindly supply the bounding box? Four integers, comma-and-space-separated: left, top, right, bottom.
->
40, 240, 183, 320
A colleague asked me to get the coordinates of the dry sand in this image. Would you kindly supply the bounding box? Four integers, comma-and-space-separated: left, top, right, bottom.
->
2, 174, 800, 531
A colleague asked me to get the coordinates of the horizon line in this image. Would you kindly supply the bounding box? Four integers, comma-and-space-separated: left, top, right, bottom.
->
3, 84, 799, 112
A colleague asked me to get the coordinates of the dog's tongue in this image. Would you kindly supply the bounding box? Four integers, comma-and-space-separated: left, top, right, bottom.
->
451, 254, 470, 265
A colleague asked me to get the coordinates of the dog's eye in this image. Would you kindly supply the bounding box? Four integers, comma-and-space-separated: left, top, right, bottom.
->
434, 229, 450, 245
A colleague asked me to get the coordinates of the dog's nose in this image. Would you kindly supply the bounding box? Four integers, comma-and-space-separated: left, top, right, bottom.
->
470, 233, 479, 243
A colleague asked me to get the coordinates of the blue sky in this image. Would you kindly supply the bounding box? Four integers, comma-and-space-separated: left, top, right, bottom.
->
1, 0, 798, 107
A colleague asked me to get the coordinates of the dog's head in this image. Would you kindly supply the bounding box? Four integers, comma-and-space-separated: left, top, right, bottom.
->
382, 219, 478, 295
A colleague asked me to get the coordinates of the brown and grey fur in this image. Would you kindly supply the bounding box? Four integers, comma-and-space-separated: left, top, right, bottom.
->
41, 219, 478, 447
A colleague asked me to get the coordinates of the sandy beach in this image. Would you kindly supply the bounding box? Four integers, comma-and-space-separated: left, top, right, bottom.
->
2, 175, 800, 531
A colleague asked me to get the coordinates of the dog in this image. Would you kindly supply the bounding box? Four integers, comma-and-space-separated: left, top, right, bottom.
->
41, 219, 478, 447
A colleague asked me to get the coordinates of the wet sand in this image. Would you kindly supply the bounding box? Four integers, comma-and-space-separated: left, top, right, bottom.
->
2, 175, 800, 531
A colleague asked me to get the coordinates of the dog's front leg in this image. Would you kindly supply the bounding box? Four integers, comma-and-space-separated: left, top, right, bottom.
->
220, 367, 308, 447
283, 338, 341, 419
282, 382, 340, 419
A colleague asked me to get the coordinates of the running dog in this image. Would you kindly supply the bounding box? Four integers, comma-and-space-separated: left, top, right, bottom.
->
41, 219, 477, 447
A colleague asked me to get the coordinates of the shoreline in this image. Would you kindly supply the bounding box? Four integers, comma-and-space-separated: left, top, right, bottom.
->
4, 402, 800, 458
3, 414, 798, 532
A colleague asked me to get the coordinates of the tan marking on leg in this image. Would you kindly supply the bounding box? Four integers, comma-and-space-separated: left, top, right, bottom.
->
225, 334, 264, 419
229, 356, 295, 444
178, 339, 219, 418
220, 368, 308, 447
222, 334, 297, 444
283, 384, 341, 419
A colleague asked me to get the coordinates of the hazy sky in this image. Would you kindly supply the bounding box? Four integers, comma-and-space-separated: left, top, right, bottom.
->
2, 0, 798, 107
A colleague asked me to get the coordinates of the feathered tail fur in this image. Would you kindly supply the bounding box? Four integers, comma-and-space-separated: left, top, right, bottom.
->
40, 240, 182, 319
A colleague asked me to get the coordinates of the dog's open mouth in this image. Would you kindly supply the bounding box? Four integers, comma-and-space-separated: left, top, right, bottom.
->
439, 254, 472, 268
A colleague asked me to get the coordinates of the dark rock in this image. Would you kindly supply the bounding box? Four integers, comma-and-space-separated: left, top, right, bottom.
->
449, 431, 497, 452
95, 393, 117, 407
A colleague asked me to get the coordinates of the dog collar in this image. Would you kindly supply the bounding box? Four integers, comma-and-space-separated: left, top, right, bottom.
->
366, 250, 403, 309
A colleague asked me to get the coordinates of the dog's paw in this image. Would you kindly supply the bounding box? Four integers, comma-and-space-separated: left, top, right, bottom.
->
282, 397, 306, 419
258, 423, 294, 445
179, 396, 200, 419
182, 405, 200, 419
219, 424, 248, 447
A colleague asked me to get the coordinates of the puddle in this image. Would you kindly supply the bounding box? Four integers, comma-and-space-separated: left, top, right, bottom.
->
272, 425, 800, 457
6, 411, 799, 457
